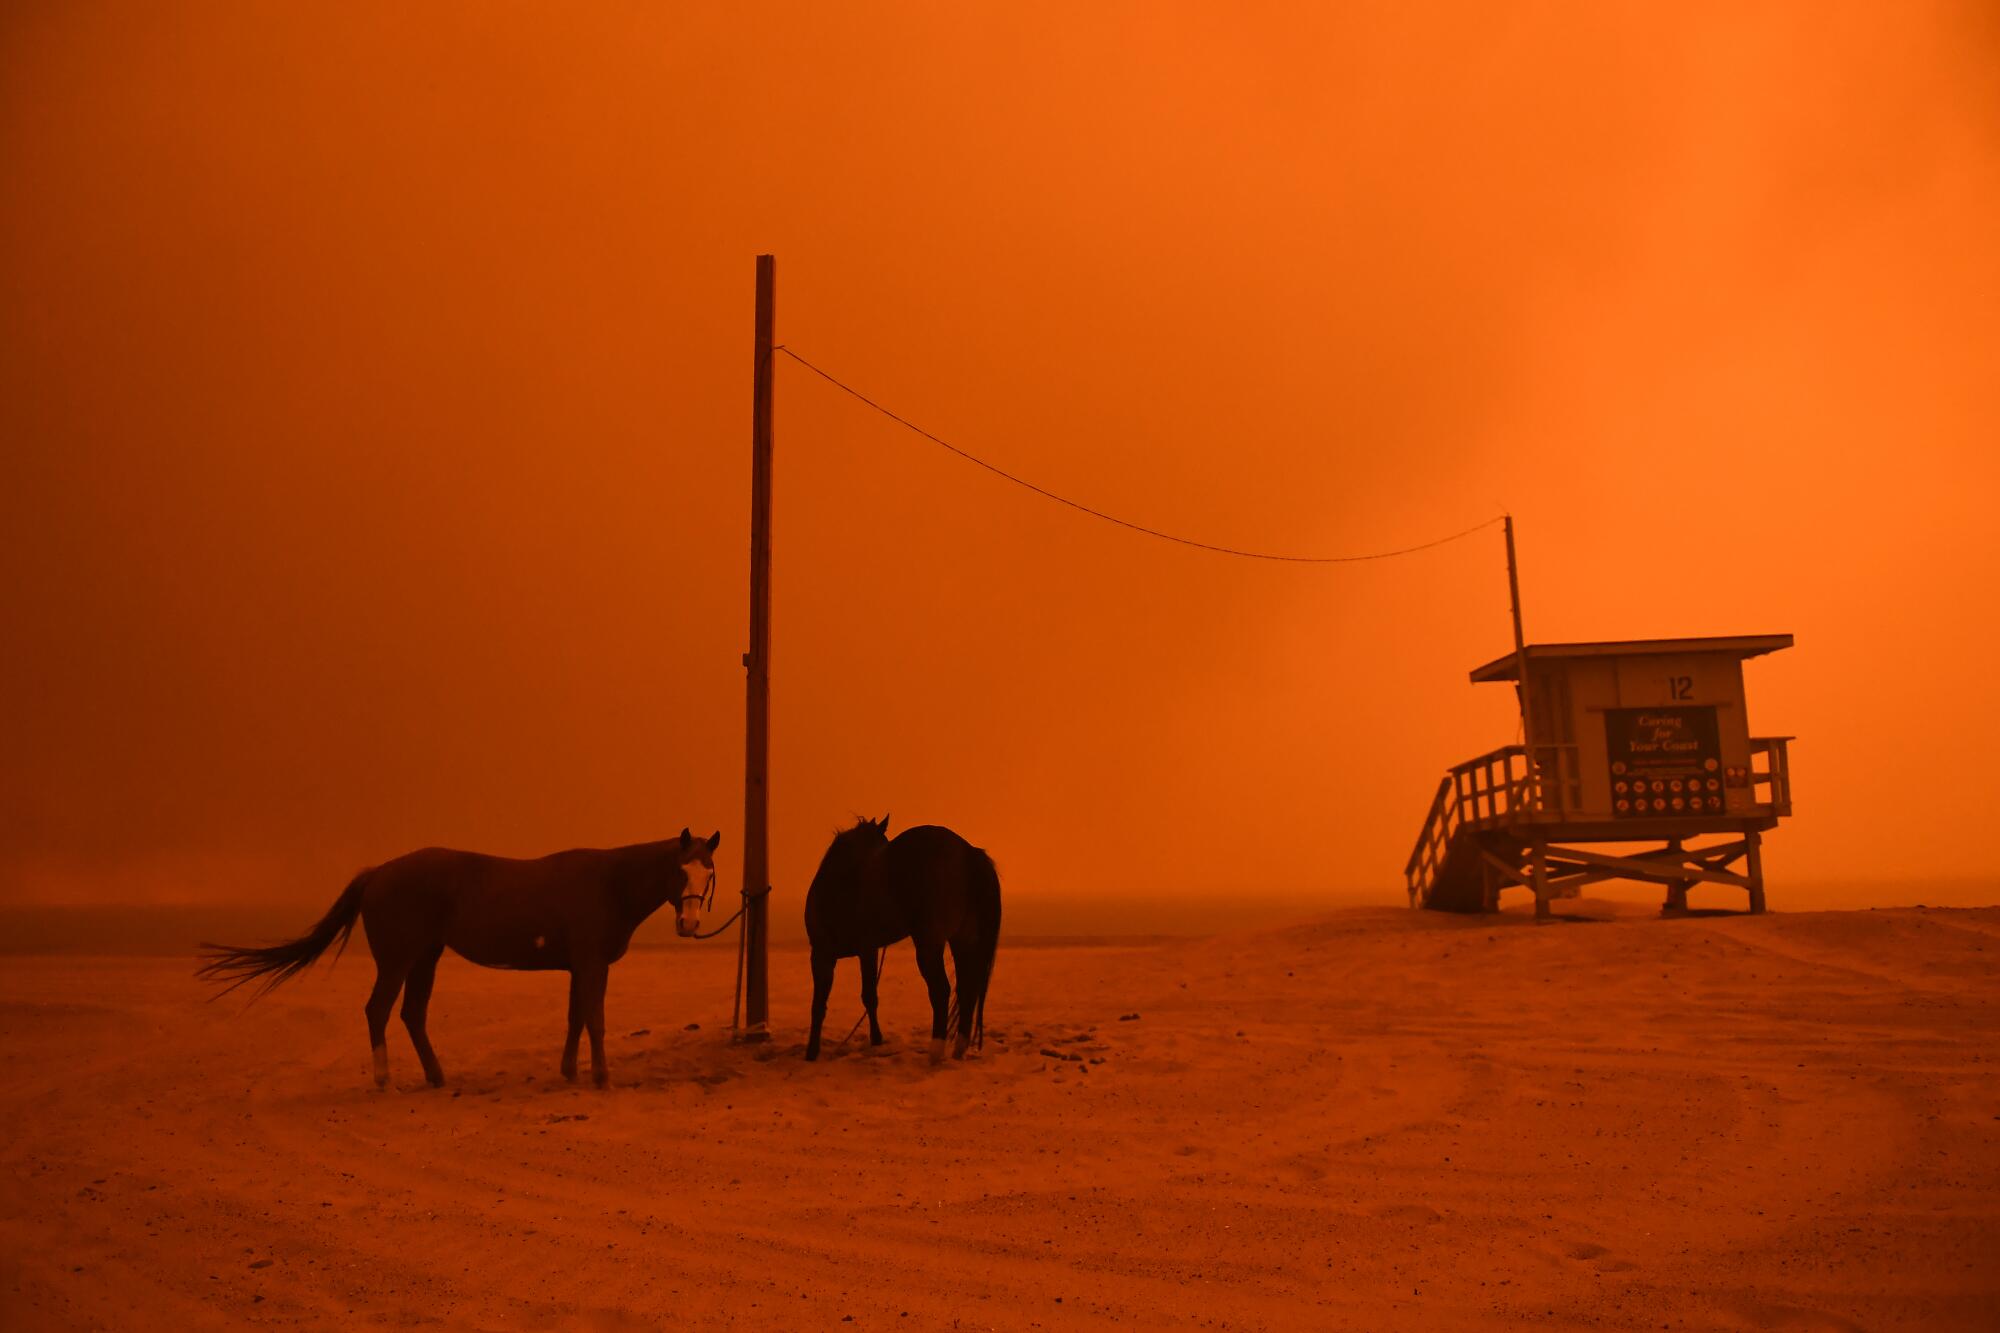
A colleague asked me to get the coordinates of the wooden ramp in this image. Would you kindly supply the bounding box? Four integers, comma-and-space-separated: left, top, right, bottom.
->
1405, 740, 1793, 918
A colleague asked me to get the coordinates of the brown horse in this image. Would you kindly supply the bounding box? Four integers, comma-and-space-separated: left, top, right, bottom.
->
803, 817, 1001, 1063
197, 829, 721, 1089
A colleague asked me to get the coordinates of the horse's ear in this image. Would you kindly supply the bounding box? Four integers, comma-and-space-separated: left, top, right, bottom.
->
680, 828, 692, 850
880, 814, 891, 835
706, 831, 721, 854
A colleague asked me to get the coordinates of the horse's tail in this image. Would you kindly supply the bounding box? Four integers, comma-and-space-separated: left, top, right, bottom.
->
967, 848, 1001, 1049
195, 870, 371, 999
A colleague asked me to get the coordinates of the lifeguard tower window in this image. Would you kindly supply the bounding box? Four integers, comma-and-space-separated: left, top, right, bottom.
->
1408, 635, 1794, 919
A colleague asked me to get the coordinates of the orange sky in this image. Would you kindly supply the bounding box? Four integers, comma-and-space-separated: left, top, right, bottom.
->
4, 3, 1997, 915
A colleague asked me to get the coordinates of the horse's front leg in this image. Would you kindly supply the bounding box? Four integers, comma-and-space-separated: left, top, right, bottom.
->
561, 969, 584, 1082
804, 951, 835, 1061
580, 962, 610, 1089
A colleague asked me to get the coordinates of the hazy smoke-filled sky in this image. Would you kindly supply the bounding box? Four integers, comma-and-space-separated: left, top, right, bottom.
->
4, 3, 1997, 913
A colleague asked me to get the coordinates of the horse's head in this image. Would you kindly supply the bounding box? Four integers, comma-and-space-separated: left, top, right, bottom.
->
674, 828, 723, 937
806, 815, 890, 905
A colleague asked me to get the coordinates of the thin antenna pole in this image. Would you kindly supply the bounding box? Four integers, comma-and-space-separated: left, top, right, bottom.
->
1504, 514, 1540, 806
738, 254, 775, 1041
1504, 514, 1527, 662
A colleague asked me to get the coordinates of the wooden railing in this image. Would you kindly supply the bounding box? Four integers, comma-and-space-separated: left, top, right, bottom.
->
1751, 736, 1793, 816
1448, 744, 1541, 826
1405, 744, 1542, 906
1404, 776, 1455, 907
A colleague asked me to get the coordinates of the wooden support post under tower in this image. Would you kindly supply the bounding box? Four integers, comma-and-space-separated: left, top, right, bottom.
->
738, 254, 775, 1041
1746, 829, 1767, 915
1530, 836, 1551, 921
1663, 837, 1690, 915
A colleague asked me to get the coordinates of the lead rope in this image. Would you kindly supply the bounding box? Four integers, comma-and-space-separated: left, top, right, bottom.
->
690, 871, 754, 939
836, 945, 890, 1049
731, 895, 746, 1033
718, 882, 772, 1032
689, 903, 744, 939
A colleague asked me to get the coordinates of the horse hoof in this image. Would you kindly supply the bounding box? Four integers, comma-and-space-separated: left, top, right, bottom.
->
870, 1034, 884, 1047
929, 1039, 947, 1065
952, 1038, 970, 1060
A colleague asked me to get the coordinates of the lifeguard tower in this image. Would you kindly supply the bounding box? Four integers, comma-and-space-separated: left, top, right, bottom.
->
1406, 634, 1794, 917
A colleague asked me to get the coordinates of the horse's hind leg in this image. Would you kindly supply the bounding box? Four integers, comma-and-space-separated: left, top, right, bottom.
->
400, 944, 447, 1088
364, 956, 414, 1090
947, 936, 984, 1060
912, 940, 952, 1066
858, 948, 884, 1046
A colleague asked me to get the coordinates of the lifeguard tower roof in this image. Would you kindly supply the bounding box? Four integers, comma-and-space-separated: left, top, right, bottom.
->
1468, 634, 1793, 683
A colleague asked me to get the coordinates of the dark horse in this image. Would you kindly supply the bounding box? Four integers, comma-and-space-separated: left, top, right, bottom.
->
196, 830, 722, 1089
803, 817, 1001, 1064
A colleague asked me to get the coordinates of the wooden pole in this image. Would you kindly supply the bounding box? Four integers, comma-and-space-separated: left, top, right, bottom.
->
1663, 837, 1690, 915
738, 254, 775, 1041
1504, 515, 1540, 810
1745, 829, 1766, 915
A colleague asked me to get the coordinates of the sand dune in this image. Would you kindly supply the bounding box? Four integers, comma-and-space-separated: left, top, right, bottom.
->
2, 904, 1996, 1330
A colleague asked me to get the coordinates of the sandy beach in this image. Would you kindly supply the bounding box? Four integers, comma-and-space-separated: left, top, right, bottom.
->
3, 903, 1996, 1331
